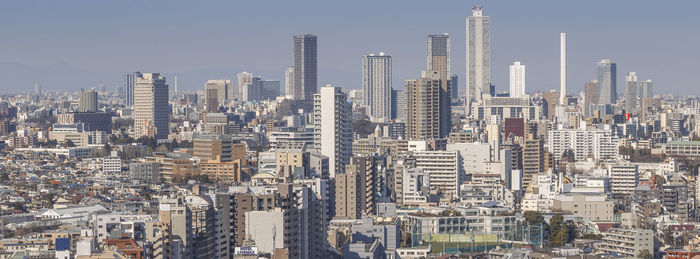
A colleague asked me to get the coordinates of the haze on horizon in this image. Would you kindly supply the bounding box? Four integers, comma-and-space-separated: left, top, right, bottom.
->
0, 0, 698, 95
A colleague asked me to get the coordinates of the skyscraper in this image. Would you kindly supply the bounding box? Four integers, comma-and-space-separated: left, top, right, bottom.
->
625, 72, 638, 113
79, 89, 98, 112
639, 80, 653, 99
237, 72, 252, 102
293, 34, 318, 101
205, 85, 219, 112
427, 34, 452, 136
285, 66, 294, 99
597, 59, 617, 105
314, 85, 352, 177
362, 52, 392, 122
560, 33, 567, 105
34, 84, 41, 95
204, 80, 231, 106
124, 72, 142, 107
466, 6, 490, 109
584, 80, 599, 117
450, 74, 459, 102
406, 70, 448, 140
134, 73, 169, 139
392, 89, 406, 122
509, 61, 525, 98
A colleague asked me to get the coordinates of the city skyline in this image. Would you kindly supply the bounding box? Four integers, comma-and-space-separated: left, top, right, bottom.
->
0, 0, 699, 96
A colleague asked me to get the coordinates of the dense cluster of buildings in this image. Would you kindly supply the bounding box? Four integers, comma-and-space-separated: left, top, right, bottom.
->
0, 5, 699, 259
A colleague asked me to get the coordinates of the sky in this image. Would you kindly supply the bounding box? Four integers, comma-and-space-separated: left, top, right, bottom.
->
0, 0, 699, 96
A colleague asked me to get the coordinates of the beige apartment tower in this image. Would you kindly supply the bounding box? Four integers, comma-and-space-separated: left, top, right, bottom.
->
134, 73, 169, 139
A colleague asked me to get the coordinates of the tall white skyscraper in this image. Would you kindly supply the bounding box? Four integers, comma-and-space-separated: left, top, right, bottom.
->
362, 52, 392, 122
597, 59, 617, 105
314, 85, 352, 177
134, 73, 169, 139
285, 66, 294, 99
509, 61, 525, 98
237, 72, 253, 101
293, 34, 318, 101
466, 6, 490, 109
560, 33, 567, 105
625, 72, 638, 113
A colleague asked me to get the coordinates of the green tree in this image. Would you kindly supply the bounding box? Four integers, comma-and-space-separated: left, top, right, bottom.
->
104, 143, 112, 154
523, 211, 545, 225
637, 249, 653, 259
551, 226, 570, 247
64, 139, 76, 147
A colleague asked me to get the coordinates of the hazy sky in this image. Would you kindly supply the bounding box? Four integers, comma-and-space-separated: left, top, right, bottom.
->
1, 0, 699, 95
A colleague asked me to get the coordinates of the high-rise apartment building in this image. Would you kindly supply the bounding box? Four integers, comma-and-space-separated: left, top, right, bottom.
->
466, 6, 490, 108
639, 79, 653, 99
543, 90, 560, 121
406, 70, 451, 140
293, 34, 317, 101
584, 80, 599, 117
509, 61, 525, 98
362, 52, 392, 122
313, 85, 352, 177
522, 135, 544, 188
124, 72, 142, 107
547, 129, 619, 164
134, 73, 169, 139
625, 72, 637, 113
79, 89, 98, 112
597, 59, 617, 105
335, 156, 377, 219
427, 34, 453, 136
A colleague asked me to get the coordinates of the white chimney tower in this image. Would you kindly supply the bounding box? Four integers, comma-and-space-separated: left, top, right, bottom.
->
560, 32, 567, 105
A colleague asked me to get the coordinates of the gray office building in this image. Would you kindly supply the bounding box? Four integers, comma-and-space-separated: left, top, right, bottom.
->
123, 71, 142, 107
79, 90, 98, 112
293, 34, 317, 101
597, 59, 617, 105
625, 72, 637, 113
639, 79, 653, 99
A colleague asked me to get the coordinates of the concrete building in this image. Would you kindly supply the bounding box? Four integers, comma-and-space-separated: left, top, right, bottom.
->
427, 34, 453, 134
335, 157, 377, 219
597, 59, 617, 105
362, 52, 392, 122
292, 34, 317, 101
412, 151, 462, 198
547, 129, 619, 163
466, 6, 490, 107
193, 134, 233, 162
205, 85, 219, 112
204, 79, 231, 106
552, 193, 614, 221
469, 97, 541, 122
522, 135, 545, 188
509, 61, 525, 98
58, 112, 112, 133
625, 72, 638, 113
124, 72, 142, 107
406, 70, 451, 140
237, 71, 253, 101
313, 85, 353, 177
392, 89, 406, 122
609, 164, 639, 197
584, 80, 599, 117
285, 66, 294, 99
79, 89, 98, 112
639, 79, 653, 99
598, 228, 654, 257
134, 73, 169, 139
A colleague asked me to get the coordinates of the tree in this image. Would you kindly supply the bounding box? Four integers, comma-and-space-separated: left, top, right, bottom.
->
637, 249, 653, 259
64, 139, 76, 147
524, 211, 545, 225
0, 173, 9, 183
104, 143, 112, 154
